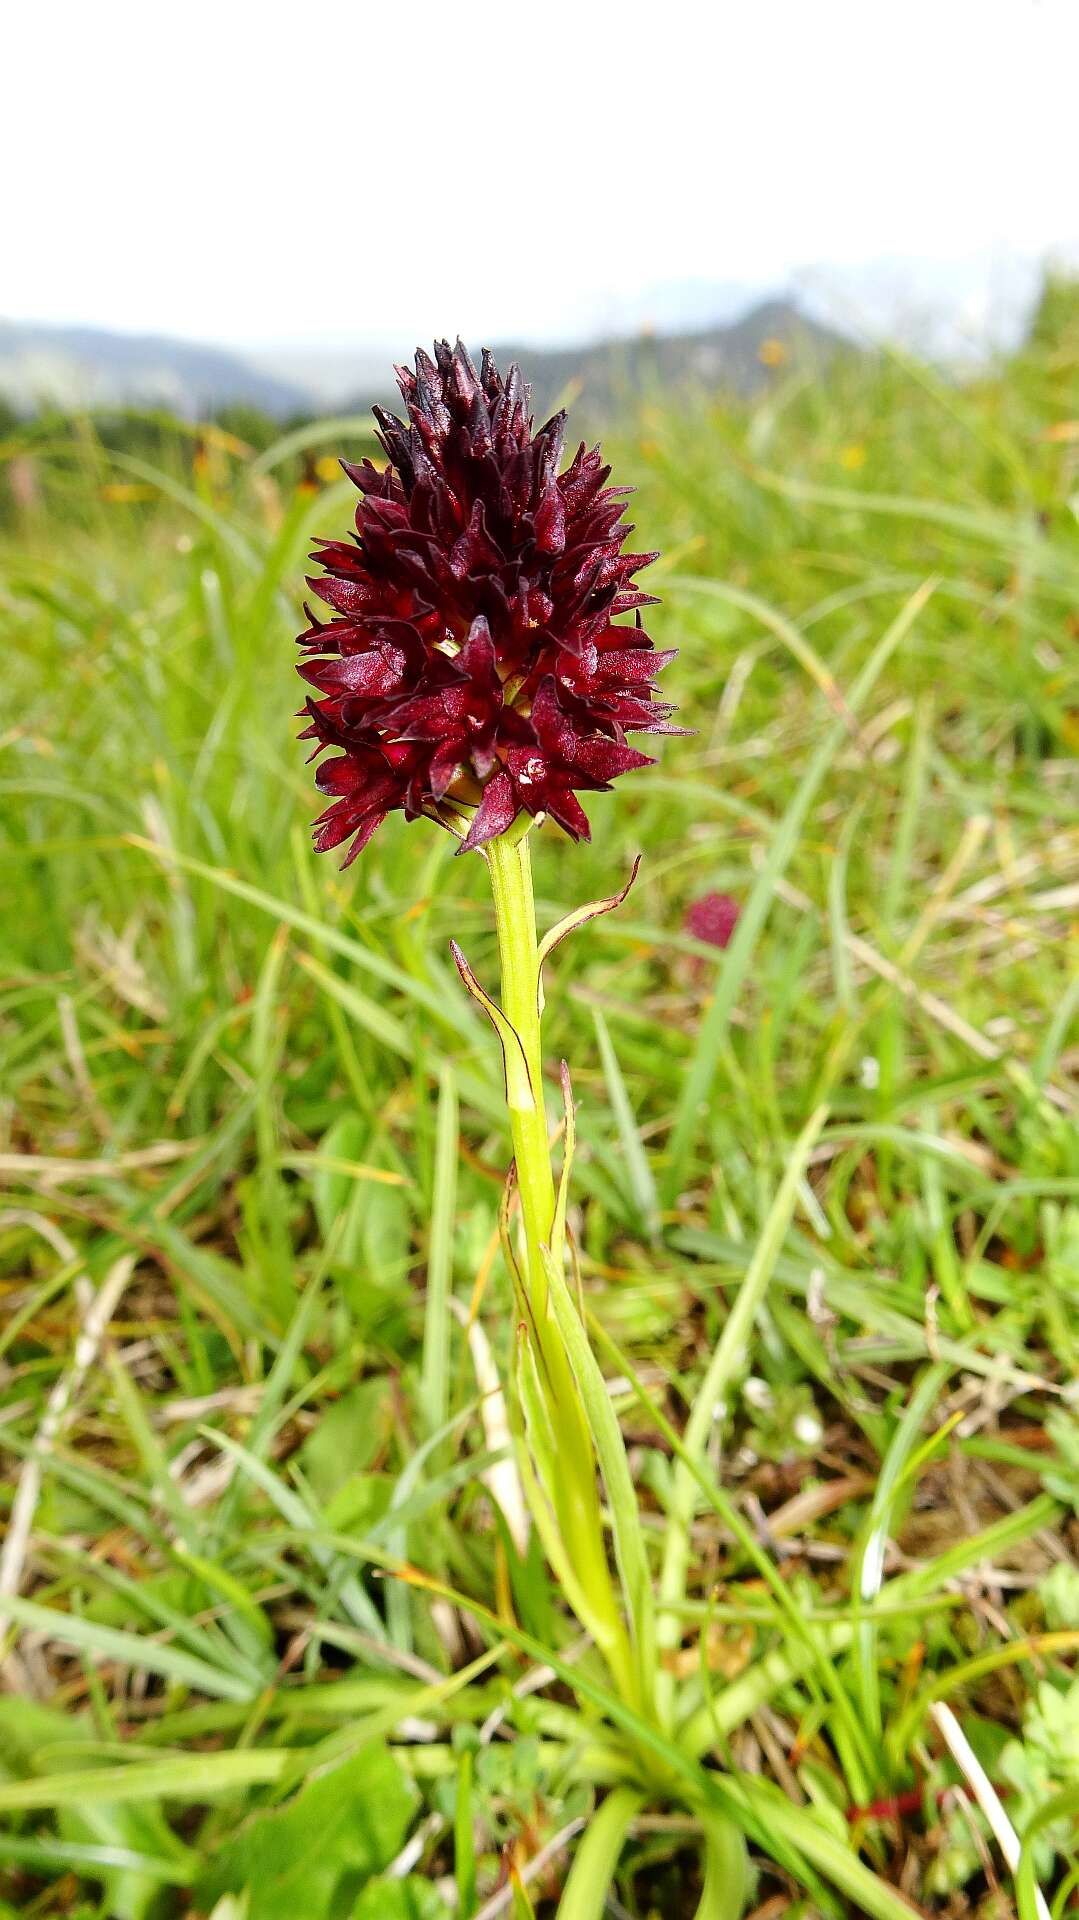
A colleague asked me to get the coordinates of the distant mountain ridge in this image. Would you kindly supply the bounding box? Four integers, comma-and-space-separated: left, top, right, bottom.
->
480, 299, 849, 422
0, 299, 849, 422
0, 320, 312, 418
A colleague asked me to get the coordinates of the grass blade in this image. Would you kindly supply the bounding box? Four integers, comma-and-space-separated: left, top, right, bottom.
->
555, 1787, 644, 1920
662, 580, 934, 1203
419, 1064, 459, 1436
592, 1009, 659, 1239
0, 1595, 255, 1703
656, 1106, 827, 1710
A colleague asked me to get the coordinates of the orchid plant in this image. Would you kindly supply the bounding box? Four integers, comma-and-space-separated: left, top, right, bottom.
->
293, 344, 909, 1919
299, 333, 671, 1672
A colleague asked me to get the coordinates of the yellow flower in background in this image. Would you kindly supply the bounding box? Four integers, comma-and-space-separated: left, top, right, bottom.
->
99, 482, 156, 503
199, 422, 252, 459
840, 443, 867, 470
758, 336, 788, 367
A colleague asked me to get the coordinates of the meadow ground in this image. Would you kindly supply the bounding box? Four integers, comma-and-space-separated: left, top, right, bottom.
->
2, 310, 1079, 1918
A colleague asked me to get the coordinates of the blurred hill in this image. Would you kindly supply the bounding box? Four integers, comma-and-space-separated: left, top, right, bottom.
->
0, 321, 312, 418
0, 299, 847, 423
484, 299, 849, 421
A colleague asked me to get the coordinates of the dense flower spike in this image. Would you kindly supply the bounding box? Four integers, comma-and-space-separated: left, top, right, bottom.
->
297, 341, 676, 861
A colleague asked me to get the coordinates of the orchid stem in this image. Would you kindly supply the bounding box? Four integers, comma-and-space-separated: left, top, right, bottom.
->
483, 826, 637, 1710
485, 829, 556, 1316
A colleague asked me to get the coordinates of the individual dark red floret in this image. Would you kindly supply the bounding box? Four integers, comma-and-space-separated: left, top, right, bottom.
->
296, 340, 675, 862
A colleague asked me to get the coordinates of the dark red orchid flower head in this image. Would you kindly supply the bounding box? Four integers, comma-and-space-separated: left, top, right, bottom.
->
297, 340, 678, 862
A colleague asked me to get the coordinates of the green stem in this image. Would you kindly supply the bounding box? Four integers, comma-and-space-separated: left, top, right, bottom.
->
483, 827, 636, 1709
485, 829, 556, 1318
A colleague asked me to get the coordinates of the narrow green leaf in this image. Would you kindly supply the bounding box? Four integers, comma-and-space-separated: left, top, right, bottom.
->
420, 1064, 459, 1436
656, 1105, 827, 1713
0, 1751, 285, 1813
0, 1595, 254, 1703
592, 1009, 659, 1238
250, 417, 379, 475
454, 1747, 476, 1919
693, 1809, 750, 1920
541, 1244, 657, 1719
0, 1831, 196, 1884
716, 1778, 923, 1920
662, 580, 934, 1201
850, 1361, 950, 1744
556, 1788, 644, 1920
536, 856, 641, 1000
450, 941, 536, 1114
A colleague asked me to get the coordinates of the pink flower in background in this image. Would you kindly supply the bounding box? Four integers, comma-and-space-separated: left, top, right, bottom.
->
685, 891, 740, 949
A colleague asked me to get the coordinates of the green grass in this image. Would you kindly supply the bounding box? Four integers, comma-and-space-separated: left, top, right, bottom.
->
2, 305, 1079, 1919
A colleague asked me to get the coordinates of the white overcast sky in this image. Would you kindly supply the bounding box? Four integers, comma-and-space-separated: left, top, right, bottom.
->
4, 0, 1078, 351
